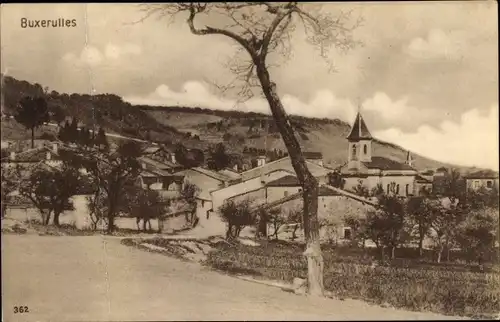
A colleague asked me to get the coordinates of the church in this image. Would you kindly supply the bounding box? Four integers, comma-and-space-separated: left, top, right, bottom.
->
340, 112, 423, 197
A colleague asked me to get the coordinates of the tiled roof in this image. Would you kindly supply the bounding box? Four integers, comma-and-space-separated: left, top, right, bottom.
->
465, 169, 499, 179
266, 175, 300, 187
347, 113, 372, 141
303, 152, 323, 160
415, 174, 432, 183
139, 156, 174, 171
362, 156, 415, 171
191, 167, 233, 182
218, 168, 242, 180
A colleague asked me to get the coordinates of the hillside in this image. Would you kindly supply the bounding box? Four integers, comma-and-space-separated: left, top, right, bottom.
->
1, 75, 468, 171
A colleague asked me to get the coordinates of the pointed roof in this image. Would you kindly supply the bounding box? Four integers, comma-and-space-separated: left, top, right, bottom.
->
347, 112, 372, 141
406, 151, 412, 161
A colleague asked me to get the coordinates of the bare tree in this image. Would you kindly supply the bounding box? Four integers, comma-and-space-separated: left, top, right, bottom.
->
140, 2, 361, 296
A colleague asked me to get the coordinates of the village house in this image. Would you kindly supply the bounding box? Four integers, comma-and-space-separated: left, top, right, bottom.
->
253, 184, 376, 242
174, 167, 240, 220
464, 169, 499, 192
340, 112, 421, 197
0, 142, 64, 173
209, 152, 332, 211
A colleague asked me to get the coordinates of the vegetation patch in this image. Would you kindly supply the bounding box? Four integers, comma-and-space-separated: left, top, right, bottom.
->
205, 240, 500, 319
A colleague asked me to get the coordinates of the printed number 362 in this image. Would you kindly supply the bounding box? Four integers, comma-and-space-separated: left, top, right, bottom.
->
14, 306, 29, 314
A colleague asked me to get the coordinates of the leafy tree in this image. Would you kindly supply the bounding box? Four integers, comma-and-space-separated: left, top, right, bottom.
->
287, 206, 303, 241
406, 196, 434, 257
180, 181, 200, 224
95, 127, 109, 151
366, 192, 406, 260
371, 183, 385, 197
1, 164, 20, 218
430, 201, 466, 263
174, 143, 190, 167
50, 105, 66, 125
442, 168, 466, 203
123, 185, 167, 232
353, 179, 370, 198
142, 2, 361, 295
207, 143, 231, 171
267, 207, 287, 240
68, 141, 143, 233
456, 207, 498, 265
14, 96, 50, 148
68, 118, 79, 144
344, 213, 369, 248
86, 189, 108, 231
19, 165, 80, 226
218, 198, 256, 239
58, 120, 71, 142
327, 170, 345, 189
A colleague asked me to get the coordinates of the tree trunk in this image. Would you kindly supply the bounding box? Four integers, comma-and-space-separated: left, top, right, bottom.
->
391, 246, 396, 260
445, 235, 450, 262
107, 206, 115, 234
255, 62, 323, 296
437, 244, 444, 263
143, 219, 147, 232
418, 234, 424, 257
43, 211, 52, 225
31, 127, 35, 149
53, 211, 61, 227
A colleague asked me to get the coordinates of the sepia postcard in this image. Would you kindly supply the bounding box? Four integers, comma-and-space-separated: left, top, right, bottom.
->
1, 2, 499, 321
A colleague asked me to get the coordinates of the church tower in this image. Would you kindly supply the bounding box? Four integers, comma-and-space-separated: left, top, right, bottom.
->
405, 150, 414, 167
347, 111, 373, 170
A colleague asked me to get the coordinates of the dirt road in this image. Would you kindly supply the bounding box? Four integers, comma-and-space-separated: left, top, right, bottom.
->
2, 235, 464, 321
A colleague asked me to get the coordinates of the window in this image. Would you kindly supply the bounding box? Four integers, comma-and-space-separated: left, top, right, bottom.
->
201, 200, 205, 207
487, 180, 493, 188
474, 180, 480, 189
284, 191, 289, 197
363, 144, 367, 155
405, 184, 410, 196
351, 144, 357, 160
396, 184, 400, 195
387, 184, 390, 193
343, 228, 352, 240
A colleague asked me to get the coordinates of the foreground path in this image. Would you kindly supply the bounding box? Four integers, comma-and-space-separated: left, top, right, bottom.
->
2, 235, 464, 321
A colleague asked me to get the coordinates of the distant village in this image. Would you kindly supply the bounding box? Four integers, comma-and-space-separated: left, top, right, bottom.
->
1, 110, 498, 240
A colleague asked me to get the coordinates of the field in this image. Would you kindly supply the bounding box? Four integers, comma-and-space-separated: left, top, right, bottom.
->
205, 240, 500, 319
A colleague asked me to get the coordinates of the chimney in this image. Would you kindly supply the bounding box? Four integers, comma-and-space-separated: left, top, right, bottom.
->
9, 151, 15, 160
52, 142, 58, 154
171, 153, 176, 164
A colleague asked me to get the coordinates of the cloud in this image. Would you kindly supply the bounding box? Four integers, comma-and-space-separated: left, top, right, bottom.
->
62, 43, 142, 66
123, 81, 358, 123
405, 29, 465, 60
374, 105, 499, 170
362, 92, 434, 125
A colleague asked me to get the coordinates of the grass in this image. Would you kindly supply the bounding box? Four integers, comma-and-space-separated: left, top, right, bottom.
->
205, 240, 500, 319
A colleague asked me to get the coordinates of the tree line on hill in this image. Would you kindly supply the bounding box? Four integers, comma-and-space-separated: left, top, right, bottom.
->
57, 118, 109, 149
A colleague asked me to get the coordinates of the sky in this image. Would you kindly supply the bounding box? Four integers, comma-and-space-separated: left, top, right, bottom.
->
1, 2, 498, 170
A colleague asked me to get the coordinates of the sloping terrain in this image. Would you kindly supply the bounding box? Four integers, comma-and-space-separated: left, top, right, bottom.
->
1, 75, 468, 171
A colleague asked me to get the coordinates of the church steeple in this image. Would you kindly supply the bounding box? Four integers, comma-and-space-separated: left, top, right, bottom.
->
347, 109, 373, 168
347, 112, 373, 141
405, 150, 414, 167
